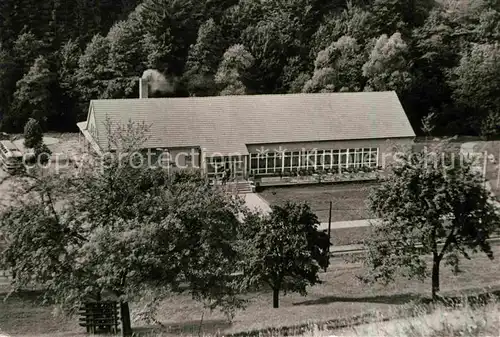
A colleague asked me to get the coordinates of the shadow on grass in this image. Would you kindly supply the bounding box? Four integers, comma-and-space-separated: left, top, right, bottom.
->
132, 319, 232, 336
436, 288, 500, 307
0, 289, 46, 303
293, 287, 500, 308
293, 293, 422, 306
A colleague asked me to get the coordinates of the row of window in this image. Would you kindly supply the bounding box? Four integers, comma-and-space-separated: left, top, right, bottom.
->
249, 148, 379, 175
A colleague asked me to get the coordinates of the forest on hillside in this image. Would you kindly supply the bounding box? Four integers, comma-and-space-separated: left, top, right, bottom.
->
0, 0, 499, 136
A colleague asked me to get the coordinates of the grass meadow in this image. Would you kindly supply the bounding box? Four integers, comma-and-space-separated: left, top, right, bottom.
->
2, 246, 500, 337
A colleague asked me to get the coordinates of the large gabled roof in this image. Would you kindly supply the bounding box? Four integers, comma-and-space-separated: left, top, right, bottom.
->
83, 91, 415, 155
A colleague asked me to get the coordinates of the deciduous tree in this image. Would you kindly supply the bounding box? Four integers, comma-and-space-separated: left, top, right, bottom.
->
215, 44, 254, 95
303, 35, 365, 93
362, 32, 413, 92
311, 3, 374, 58
0, 123, 245, 336
448, 42, 500, 136
238, 202, 330, 308
362, 141, 500, 299
12, 30, 46, 74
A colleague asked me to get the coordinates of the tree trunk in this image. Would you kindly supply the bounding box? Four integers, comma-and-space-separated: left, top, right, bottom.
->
120, 301, 132, 337
432, 256, 440, 301
272, 288, 279, 308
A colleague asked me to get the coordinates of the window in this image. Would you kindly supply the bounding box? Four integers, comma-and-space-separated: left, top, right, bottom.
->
348, 148, 363, 168
258, 154, 266, 170
275, 153, 283, 172
332, 150, 339, 168
292, 152, 300, 167
247, 147, 379, 175
317, 150, 324, 169
251, 156, 258, 171
266, 153, 275, 173
208, 155, 244, 177
207, 156, 223, 175
363, 148, 378, 167
340, 150, 348, 168
284, 152, 291, 170
324, 150, 332, 169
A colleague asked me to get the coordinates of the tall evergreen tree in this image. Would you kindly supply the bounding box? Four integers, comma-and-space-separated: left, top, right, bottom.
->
0, 47, 20, 130
104, 19, 146, 98
139, 0, 205, 75
240, 2, 308, 93
11, 56, 55, 129
0, 0, 19, 48
370, 0, 435, 37
57, 39, 82, 126
23, 117, 43, 149
183, 19, 226, 96
75, 34, 112, 118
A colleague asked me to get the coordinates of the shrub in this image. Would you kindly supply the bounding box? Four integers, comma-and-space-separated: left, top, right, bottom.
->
23, 118, 43, 149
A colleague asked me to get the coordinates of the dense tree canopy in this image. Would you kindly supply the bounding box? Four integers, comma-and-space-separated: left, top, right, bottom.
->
303, 35, 365, 93
11, 56, 55, 129
0, 124, 246, 335
215, 44, 254, 95
0, 0, 499, 136
448, 42, 500, 136
183, 19, 226, 96
362, 140, 500, 299
238, 202, 330, 308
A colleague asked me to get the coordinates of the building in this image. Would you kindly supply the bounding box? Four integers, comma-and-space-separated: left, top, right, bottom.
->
77, 80, 416, 181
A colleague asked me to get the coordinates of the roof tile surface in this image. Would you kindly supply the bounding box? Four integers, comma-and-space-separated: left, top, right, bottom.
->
87, 91, 415, 155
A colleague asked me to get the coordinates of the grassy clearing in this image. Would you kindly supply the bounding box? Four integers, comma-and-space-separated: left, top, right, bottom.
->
259, 182, 377, 223
330, 226, 371, 246
2, 246, 500, 337
334, 298, 500, 337
0, 291, 79, 336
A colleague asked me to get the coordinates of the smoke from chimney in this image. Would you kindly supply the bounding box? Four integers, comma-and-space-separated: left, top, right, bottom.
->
141, 69, 175, 95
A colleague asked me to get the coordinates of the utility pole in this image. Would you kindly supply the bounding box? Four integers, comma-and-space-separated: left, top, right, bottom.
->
324, 201, 333, 273
327, 201, 332, 248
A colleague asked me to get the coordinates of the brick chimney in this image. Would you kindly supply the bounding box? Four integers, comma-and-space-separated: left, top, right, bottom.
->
139, 78, 148, 99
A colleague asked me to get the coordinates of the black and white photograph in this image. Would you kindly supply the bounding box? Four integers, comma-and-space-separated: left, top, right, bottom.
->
1, 0, 500, 336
